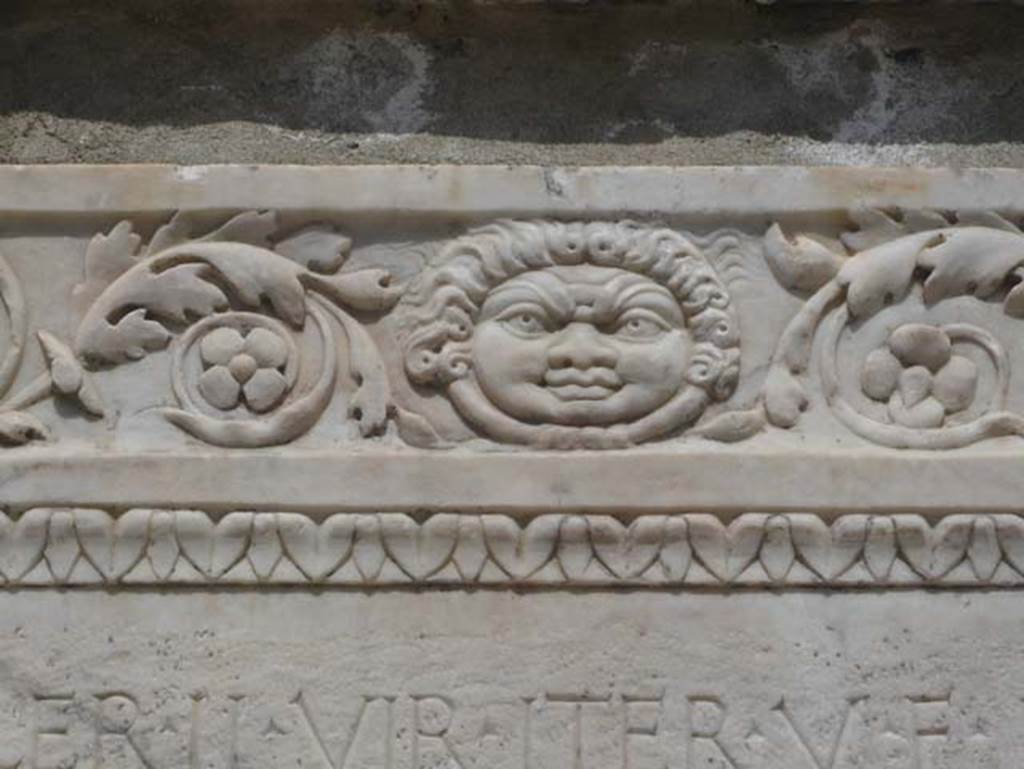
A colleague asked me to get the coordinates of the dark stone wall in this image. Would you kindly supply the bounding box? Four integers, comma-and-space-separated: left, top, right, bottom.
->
3, 0, 1024, 164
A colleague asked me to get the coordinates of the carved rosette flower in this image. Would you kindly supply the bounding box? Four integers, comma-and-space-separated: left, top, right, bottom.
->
861, 323, 978, 429
197, 326, 292, 413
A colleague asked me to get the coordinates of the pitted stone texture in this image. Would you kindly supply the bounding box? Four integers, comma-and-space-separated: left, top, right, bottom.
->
0, 591, 1018, 767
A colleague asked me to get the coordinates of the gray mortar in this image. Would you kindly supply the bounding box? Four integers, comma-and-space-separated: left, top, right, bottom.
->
2, 0, 1024, 165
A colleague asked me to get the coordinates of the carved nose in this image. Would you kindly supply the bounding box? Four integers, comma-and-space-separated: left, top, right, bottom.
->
547, 323, 618, 370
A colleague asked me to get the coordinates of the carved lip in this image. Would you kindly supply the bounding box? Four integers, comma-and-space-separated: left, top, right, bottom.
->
547, 384, 620, 401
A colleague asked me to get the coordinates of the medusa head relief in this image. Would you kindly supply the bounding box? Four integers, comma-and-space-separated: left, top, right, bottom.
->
395, 221, 740, 449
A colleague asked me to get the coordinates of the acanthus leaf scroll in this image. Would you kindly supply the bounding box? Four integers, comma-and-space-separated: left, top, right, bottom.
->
5, 209, 1024, 450
762, 209, 1024, 449
0, 252, 104, 445
72, 211, 402, 448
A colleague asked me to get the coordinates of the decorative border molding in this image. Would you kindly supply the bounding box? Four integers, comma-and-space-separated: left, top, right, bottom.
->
5, 509, 1023, 588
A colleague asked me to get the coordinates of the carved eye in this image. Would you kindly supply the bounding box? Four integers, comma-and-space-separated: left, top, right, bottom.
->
502, 309, 550, 336
612, 311, 669, 340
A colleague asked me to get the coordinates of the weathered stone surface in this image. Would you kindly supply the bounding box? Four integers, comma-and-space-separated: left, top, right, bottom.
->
0, 590, 1018, 768
1, 164, 1023, 765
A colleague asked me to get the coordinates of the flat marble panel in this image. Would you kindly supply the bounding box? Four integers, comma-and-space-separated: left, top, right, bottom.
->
0, 591, 1017, 769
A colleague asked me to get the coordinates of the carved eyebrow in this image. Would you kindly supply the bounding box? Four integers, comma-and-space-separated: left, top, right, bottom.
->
609, 281, 684, 325
478, 275, 573, 322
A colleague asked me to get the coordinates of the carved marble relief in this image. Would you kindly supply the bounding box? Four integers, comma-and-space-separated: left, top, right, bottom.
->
5, 508, 1023, 587
395, 221, 739, 448
2, 206, 1021, 453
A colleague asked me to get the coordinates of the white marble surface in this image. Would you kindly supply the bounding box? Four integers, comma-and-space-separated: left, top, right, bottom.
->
0, 166, 1022, 510
0, 165, 1022, 763
0, 590, 1016, 768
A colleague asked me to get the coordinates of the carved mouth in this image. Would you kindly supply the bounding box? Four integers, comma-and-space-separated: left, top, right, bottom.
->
546, 374, 623, 401
544, 369, 622, 401
547, 384, 620, 401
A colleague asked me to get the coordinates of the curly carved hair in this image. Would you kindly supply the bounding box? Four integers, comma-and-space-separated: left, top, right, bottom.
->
396, 220, 741, 403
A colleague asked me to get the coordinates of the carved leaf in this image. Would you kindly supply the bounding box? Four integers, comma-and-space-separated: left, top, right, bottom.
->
76, 243, 311, 365
278, 513, 354, 582
919, 227, 1024, 304
967, 516, 1001, 581
37, 331, 105, 417
0, 411, 48, 445
658, 517, 691, 581
837, 235, 929, 319
451, 516, 488, 582
895, 514, 970, 580
43, 510, 79, 582
199, 210, 277, 249
114, 264, 227, 324
897, 514, 966, 581
394, 407, 447, 448
590, 516, 664, 579
275, 225, 351, 273
841, 209, 912, 252
557, 516, 592, 579
78, 308, 171, 364
381, 513, 458, 580
694, 407, 765, 443
38, 331, 82, 394
0, 509, 48, 582
763, 368, 808, 428
248, 514, 283, 580
759, 515, 795, 582
687, 514, 766, 582
840, 208, 952, 253
996, 515, 1024, 576
146, 211, 193, 256
763, 224, 845, 294
863, 517, 898, 581
175, 511, 252, 579
955, 211, 1021, 232
307, 270, 401, 313
75, 508, 149, 582
790, 514, 867, 580
353, 515, 387, 581
84, 220, 142, 288
146, 511, 180, 580
1003, 275, 1024, 318
483, 515, 561, 580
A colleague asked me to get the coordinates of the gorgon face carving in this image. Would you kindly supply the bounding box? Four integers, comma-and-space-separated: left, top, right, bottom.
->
397, 221, 740, 448
472, 266, 691, 427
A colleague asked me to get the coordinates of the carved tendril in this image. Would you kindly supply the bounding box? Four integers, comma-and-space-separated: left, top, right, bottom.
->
762, 216, 1024, 449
